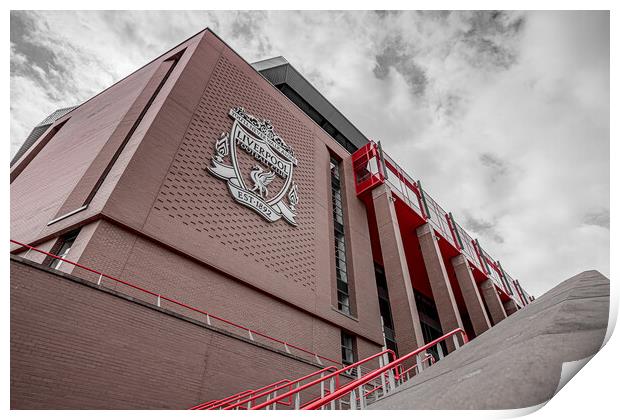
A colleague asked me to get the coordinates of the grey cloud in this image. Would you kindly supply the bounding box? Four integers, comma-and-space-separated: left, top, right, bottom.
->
9, 11, 609, 298
460, 11, 524, 69
417, 11, 451, 20
463, 213, 505, 244
435, 93, 462, 114
11, 11, 113, 102
479, 153, 509, 180
230, 11, 272, 57
10, 12, 65, 87
373, 10, 402, 19
373, 37, 428, 96
101, 11, 142, 47
583, 209, 610, 229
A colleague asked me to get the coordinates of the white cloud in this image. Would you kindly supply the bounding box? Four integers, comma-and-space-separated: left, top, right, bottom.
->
10, 10, 609, 297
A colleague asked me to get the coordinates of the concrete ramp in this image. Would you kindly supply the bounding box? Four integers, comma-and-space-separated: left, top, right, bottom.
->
369, 270, 609, 409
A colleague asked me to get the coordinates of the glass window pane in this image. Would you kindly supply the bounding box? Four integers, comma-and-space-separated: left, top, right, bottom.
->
331, 157, 351, 315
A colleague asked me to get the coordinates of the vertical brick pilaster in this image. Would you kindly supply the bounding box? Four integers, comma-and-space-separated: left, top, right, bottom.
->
480, 278, 507, 325
451, 254, 491, 337
372, 184, 424, 355
416, 223, 464, 351
503, 299, 519, 316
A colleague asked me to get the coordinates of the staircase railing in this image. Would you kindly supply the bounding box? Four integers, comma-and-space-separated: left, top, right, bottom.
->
190, 379, 292, 410
302, 328, 468, 410
209, 365, 340, 410
223, 349, 397, 410
9, 239, 342, 367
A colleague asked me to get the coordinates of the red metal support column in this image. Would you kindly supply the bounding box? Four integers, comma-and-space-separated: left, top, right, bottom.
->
416, 223, 464, 352
371, 184, 425, 355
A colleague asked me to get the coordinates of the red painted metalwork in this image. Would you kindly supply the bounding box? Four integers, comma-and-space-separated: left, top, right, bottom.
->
216, 366, 339, 410
444, 216, 460, 251
339, 352, 434, 406
242, 349, 398, 410
191, 379, 292, 410
362, 145, 528, 301
301, 328, 468, 410
446, 212, 462, 251
9, 239, 342, 367
472, 238, 490, 276
513, 279, 528, 306
383, 157, 427, 219
204, 367, 338, 410
351, 141, 385, 196
397, 353, 435, 379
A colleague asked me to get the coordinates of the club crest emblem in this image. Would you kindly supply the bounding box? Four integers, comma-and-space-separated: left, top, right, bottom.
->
207, 107, 299, 226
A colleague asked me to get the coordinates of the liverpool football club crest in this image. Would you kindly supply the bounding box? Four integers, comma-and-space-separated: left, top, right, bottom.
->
207, 107, 299, 226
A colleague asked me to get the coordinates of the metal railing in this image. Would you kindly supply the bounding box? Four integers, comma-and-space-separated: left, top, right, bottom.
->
477, 245, 518, 302
238, 349, 398, 410
205, 366, 339, 410
302, 328, 468, 410
191, 379, 292, 410
195, 328, 466, 411
10, 239, 342, 367
421, 188, 458, 250
453, 220, 484, 272
382, 153, 424, 217
352, 142, 530, 307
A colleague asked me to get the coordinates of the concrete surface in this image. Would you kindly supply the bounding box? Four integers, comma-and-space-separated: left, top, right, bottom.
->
369, 270, 609, 409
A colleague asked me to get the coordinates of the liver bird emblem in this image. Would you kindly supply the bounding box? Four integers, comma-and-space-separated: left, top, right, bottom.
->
250, 165, 276, 198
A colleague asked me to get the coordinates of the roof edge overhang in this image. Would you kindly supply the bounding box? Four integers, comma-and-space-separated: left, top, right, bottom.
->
252, 56, 370, 151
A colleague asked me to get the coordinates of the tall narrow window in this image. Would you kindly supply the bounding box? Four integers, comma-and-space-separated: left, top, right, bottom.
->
341, 331, 356, 365
331, 157, 350, 315
49, 230, 79, 270
375, 264, 398, 356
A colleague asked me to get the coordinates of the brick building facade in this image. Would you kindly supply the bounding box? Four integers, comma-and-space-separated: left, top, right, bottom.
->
10, 28, 532, 409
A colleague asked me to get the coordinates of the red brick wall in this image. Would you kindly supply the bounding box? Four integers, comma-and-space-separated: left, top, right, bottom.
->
11, 257, 335, 409
68, 219, 382, 363
10, 29, 385, 379
9, 51, 160, 246
9, 30, 205, 250
99, 31, 383, 345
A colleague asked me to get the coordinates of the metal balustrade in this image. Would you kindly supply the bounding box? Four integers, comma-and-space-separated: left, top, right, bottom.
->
382, 153, 424, 217
478, 245, 514, 299
351, 141, 530, 307
234, 349, 398, 410
421, 188, 458, 250
15, 239, 467, 410
194, 329, 466, 411
190, 379, 293, 410
453, 220, 484, 272
10, 239, 342, 368
301, 328, 466, 410
202, 366, 339, 410
301, 328, 467, 410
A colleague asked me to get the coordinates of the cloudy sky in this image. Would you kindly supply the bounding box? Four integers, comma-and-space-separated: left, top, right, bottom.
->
10, 10, 609, 296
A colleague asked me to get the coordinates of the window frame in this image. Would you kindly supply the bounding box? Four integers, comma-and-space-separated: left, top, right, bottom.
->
330, 156, 353, 316
48, 230, 79, 270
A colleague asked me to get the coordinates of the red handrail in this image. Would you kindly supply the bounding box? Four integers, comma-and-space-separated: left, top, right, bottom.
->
245, 348, 397, 410
353, 354, 433, 404
191, 389, 254, 410
220, 365, 340, 410
192, 379, 292, 410
301, 328, 468, 410
398, 353, 435, 378
10, 239, 342, 367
